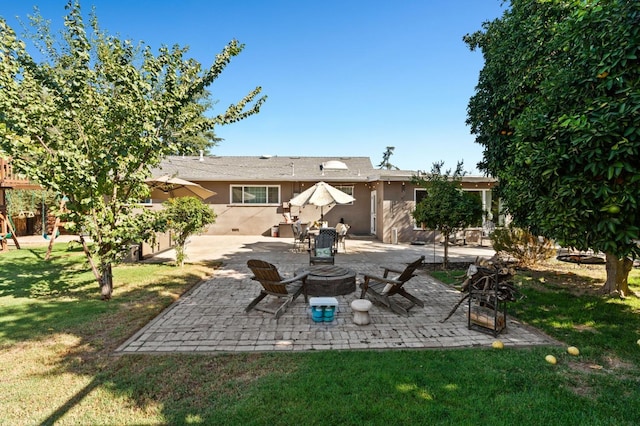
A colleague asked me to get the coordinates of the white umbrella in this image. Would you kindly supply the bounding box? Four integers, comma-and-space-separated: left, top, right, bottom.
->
289, 181, 355, 220
145, 175, 216, 200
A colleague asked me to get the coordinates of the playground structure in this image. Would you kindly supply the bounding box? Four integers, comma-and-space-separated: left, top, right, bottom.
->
2, 157, 174, 260
0, 158, 42, 252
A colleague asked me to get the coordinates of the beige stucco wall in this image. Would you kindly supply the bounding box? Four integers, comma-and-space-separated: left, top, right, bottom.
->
376, 180, 496, 244
149, 178, 496, 241
181, 181, 373, 236
377, 182, 420, 243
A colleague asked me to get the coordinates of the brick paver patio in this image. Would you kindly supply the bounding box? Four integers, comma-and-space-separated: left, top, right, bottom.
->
115, 236, 557, 354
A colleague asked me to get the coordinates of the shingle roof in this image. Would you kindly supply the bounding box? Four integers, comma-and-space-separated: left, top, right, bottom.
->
153, 155, 496, 183
155, 155, 377, 182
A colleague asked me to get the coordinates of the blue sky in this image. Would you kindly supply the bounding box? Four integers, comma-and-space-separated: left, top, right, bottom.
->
3, 1, 507, 174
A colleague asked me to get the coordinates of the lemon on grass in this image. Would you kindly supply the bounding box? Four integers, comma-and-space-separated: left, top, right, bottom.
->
545, 355, 557, 365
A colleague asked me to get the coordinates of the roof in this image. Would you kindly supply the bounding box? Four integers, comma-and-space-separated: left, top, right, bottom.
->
153, 155, 496, 184
155, 155, 376, 183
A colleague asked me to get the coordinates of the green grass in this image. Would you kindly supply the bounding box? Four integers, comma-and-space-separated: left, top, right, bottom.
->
1, 246, 640, 425
511, 267, 640, 366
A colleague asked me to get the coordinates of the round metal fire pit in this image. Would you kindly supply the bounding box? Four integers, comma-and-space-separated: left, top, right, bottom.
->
297, 265, 357, 296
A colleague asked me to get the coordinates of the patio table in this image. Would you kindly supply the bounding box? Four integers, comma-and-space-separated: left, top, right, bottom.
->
296, 265, 356, 297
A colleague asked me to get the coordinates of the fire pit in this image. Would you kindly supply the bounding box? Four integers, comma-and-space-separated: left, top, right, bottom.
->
296, 265, 356, 297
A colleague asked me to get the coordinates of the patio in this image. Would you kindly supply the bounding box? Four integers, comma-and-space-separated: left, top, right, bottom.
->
115, 236, 557, 354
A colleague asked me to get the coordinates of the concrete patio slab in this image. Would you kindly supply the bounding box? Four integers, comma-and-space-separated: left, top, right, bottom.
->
116, 236, 557, 354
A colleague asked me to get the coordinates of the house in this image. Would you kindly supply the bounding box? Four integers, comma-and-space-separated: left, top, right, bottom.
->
152, 154, 500, 244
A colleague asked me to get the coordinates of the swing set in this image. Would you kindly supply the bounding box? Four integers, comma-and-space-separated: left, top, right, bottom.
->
1, 157, 48, 252
1, 188, 23, 252
0, 187, 65, 253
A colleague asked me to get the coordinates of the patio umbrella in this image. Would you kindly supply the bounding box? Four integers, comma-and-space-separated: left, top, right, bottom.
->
288, 181, 355, 220
145, 175, 216, 200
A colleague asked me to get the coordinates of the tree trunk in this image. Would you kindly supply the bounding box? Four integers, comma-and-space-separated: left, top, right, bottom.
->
44, 216, 60, 261
443, 234, 450, 269
100, 263, 113, 300
175, 242, 186, 267
79, 235, 101, 282
602, 253, 633, 297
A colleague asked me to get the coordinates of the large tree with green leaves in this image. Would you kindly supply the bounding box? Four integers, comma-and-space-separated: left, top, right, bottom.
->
465, 0, 640, 296
0, 1, 265, 299
412, 162, 484, 268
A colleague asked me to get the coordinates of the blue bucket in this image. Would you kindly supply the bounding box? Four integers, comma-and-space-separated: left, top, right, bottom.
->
312, 306, 325, 322
323, 306, 335, 322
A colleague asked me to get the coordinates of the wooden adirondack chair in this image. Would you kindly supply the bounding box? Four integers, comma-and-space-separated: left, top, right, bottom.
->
246, 259, 309, 319
359, 256, 426, 316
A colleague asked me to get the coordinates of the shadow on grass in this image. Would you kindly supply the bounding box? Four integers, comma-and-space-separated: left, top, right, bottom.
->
512, 268, 640, 362
0, 244, 214, 344
45, 347, 640, 425
0, 245, 95, 299
1, 243, 222, 424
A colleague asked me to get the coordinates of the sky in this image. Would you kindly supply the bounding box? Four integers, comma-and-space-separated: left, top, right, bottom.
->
2, 0, 508, 174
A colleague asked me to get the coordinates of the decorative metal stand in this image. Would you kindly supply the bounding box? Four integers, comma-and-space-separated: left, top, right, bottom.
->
467, 266, 507, 337
441, 260, 519, 335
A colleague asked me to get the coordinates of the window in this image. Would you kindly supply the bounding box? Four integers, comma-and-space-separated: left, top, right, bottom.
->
334, 185, 354, 205
231, 185, 280, 204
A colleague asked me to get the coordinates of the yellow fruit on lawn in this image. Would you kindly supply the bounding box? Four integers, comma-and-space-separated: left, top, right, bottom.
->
567, 346, 580, 356
492, 340, 504, 349
545, 355, 557, 365
637, 339, 640, 346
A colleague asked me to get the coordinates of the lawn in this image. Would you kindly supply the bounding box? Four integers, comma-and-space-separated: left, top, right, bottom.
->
1, 244, 639, 425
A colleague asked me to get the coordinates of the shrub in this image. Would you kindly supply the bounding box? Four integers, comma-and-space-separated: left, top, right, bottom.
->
160, 197, 216, 266
490, 226, 555, 266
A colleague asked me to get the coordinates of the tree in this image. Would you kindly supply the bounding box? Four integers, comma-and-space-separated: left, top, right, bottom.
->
465, 0, 640, 296
412, 162, 484, 268
160, 197, 216, 267
0, 1, 266, 299
170, 90, 223, 155
377, 146, 399, 170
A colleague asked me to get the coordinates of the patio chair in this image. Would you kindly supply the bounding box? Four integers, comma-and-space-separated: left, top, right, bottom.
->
318, 227, 338, 250
308, 232, 336, 265
336, 223, 350, 252
291, 222, 306, 252
246, 259, 309, 319
359, 256, 426, 316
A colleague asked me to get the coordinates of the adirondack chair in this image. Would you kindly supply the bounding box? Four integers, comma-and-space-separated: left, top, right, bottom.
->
246, 259, 309, 319
359, 256, 426, 316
